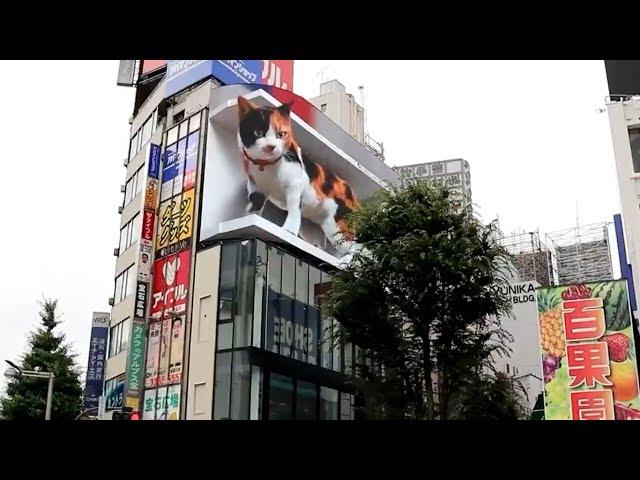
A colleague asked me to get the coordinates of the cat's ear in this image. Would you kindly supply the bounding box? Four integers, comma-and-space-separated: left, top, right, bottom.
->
237, 96, 256, 118
277, 101, 294, 117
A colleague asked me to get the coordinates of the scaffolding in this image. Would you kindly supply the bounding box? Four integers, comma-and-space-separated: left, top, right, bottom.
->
545, 222, 613, 285
499, 230, 556, 287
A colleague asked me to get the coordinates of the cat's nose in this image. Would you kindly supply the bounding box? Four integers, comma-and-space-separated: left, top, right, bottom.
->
262, 145, 276, 153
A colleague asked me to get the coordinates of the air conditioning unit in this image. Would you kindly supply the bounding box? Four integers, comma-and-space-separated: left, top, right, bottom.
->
120, 185, 126, 193
108, 297, 115, 307
113, 248, 120, 256
118, 206, 124, 214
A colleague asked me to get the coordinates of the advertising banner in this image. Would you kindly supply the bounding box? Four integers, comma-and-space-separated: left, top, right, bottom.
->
151, 250, 191, 319
105, 374, 125, 410
166, 385, 181, 420
156, 189, 195, 259
145, 321, 162, 388
83, 312, 109, 412
164, 59, 294, 98
155, 386, 168, 420
169, 315, 185, 384
537, 280, 640, 420
198, 85, 396, 262
184, 131, 199, 191
134, 281, 149, 319
143, 389, 157, 420
125, 318, 146, 403
157, 318, 171, 386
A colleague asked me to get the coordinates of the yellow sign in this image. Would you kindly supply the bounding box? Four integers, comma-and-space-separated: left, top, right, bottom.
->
156, 189, 195, 254
126, 396, 140, 410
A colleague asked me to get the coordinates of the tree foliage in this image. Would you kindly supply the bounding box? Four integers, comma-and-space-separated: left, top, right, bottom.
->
1, 298, 83, 420
325, 181, 515, 419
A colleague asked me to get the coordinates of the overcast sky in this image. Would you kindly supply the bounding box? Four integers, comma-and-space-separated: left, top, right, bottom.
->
0, 60, 620, 394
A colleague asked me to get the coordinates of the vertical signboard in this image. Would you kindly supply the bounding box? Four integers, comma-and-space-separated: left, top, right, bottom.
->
537, 280, 640, 419
125, 314, 147, 409
83, 312, 110, 412
145, 321, 162, 388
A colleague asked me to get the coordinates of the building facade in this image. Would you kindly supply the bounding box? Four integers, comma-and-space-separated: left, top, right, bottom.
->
606, 96, 640, 310
103, 60, 397, 420
392, 159, 472, 214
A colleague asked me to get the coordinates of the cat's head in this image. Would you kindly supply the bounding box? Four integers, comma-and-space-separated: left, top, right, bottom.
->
237, 96, 294, 161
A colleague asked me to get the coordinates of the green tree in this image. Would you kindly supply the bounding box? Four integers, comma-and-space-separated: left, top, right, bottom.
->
1, 298, 83, 420
456, 372, 528, 420
325, 181, 514, 419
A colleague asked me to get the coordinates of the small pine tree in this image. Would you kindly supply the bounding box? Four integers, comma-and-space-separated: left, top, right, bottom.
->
1, 298, 83, 420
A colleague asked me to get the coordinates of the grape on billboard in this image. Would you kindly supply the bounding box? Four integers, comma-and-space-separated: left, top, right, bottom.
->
537, 280, 640, 420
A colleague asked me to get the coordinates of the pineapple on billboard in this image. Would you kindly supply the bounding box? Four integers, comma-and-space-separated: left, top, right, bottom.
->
537, 279, 640, 420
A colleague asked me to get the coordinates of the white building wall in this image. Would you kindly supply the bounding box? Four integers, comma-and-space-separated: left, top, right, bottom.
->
606, 98, 640, 308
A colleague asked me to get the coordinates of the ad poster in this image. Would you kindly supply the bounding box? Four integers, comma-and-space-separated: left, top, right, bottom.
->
537, 280, 640, 420
125, 318, 146, 402
83, 312, 109, 412
166, 385, 181, 420
145, 321, 162, 388
143, 389, 157, 420
151, 250, 191, 319
169, 315, 185, 384
156, 188, 195, 259
157, 318, 171, 386
105, 374, 125, 410
155, 386, 168, 420
198, 85, 395, 261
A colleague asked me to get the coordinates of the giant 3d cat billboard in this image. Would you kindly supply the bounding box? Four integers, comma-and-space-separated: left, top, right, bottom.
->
198, 84, 396, 261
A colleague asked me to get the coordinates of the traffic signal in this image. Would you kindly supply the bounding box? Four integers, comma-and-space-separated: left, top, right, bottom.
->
112, 407, 141, 420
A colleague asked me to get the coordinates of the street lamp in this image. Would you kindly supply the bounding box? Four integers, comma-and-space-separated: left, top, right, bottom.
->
4, 360, 55, 420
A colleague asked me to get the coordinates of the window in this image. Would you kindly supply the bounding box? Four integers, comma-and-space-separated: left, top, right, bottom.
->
321, 103, 327, 112
114, 264, 135, 304
629, 127, 640, 173
128, 108, 159, 161
119, 214, 140, 253
230, 351, 251, 420
296, 381, 317, 420
340, 392, 355, 420
213, 352, 232, 420
108, 318, 131, 357
123, 166, 144, 208
320, 387, 338, 420
269, 373, 294, 420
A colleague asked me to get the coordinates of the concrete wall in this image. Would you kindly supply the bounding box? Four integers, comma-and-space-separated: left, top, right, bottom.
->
185, 246, 220, 419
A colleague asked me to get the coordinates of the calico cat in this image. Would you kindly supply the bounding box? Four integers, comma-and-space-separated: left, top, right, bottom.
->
237, 95, 359, 257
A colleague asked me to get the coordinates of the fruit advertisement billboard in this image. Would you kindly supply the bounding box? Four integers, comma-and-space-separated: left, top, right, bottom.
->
537, 280, 640, 420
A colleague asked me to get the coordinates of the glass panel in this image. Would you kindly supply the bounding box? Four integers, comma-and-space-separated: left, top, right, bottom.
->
114, 273, 123, 303
219, 242, 238, 325
131, 214, 141, 247
189, 111, 201, 133
266, 247, 282, 354
213, 352, 232, 420
630, 127, 640, 173
217, 322, 233, 351
109, 325, 117, 357
167, 125, 178, 146
136, 167, 144, 196
141, 117, 152, 145
296, 381, 317, 420
126, 267, 135, 299
294, 259, 308, 362
230, 351, 251, 420
340, 392, 354, 420
253, 241, 267, 348
119, 225, 128, 252
306, 268, 320, 366
234, 240, 255, 348
119, 318, 130, 352
320, 387, 338, 420
332, 323, 342, 373
344, 342, 353, 376
280, 254, 295, 358
250, 366, 263, 420
152, 109, 158, 133
268, 373, 293, 420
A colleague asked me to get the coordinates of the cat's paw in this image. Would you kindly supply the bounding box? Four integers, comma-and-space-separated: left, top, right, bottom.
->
282, 224, 300, 237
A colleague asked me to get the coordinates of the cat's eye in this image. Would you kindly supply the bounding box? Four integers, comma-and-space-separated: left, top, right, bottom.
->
277, 131, 287, 138
254, 130, 263, 137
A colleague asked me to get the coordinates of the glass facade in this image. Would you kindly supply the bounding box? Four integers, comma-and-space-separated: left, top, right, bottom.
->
212, 239, 357, 420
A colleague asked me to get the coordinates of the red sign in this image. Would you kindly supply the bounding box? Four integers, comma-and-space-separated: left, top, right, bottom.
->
142, 210, 155, 242
151, 250, 191, 318
142, 60, 166, 75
